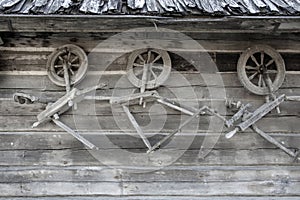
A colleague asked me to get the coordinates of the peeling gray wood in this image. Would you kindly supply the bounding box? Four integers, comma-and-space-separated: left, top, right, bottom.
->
34, 0, 48, 7
0, 16, 300, 33
0, 182, 121, 196
0, 114, 300, 134
128, 0, 145, 9
0, 197, 300, 200
0, 180, 299, 196
0, 148, 298, 166
0, 132, 299, 150
1, 165, 299, 183
0, 0, 298, 15
122, 181, 300, 196
0, 0, 22, 8
0, 21, 298, 198
0, 70, 298, 91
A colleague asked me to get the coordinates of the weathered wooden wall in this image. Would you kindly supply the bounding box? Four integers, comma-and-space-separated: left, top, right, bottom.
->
0, 21, 299, 199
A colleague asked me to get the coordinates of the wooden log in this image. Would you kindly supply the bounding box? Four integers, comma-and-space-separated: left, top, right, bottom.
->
1, 37, 300, 53
0, 148, 297, 166
0, 180, 299, 197
0, 167, 121, 183
0, 114, 299, 133
0, 165, 299, 183
0, 16, 299, 33
2, 31, 300, 43
122, 181, 300, 196
0, 182, 121, 196
0, 132, 299, 150
0, 197, 298, 200
1, 98, 299, 116
0, 72, 299, 91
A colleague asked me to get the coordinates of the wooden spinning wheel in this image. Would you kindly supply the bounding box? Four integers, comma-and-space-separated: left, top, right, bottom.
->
127, 48, 171, 89
47, 44, 88, 87
237, 45, 286, 95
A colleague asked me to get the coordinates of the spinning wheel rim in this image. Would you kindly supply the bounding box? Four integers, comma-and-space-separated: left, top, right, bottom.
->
237, 45, 285, 95
127, 48, 171, 89
47, 44, 88, 87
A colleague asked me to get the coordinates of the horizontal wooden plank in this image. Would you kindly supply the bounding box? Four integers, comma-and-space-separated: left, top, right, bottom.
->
1, 165, 299, 183
0, 182, 121, 196
2, 32, 300, 45
122, 181, 300, 196
0, 114, 299, 133
0, 16, 299, 33
0, 51, 299, 73
1, 98, 299, 116
0, 132, 299, 150
0, 167, 120, 183
0, 197, 299, 200
0, 148, 298, 166
0, 180, 299, 197
2, 38, 300, 53
0, 72, 299, 91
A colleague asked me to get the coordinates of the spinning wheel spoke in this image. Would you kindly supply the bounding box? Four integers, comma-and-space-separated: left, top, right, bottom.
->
147, 50, 152, 63
58, 56, 64, 61
245, 65, 257, 70
248, 72, 258, 81
54, 65, 63, 68
57, 68, 64, 76
150, 69, 158, 79
151, 55, 162, 64
133, 63, 144, 67
151, 64, 164, 70
69, 68, 75, 76
266, 59, 274, 67
251, 55, 260, 66
138, 55, 145, 62
71, 64, 80, 68
260, 52, 264, 65
67, 51, 71, 61
258, 74, 262, 87
70, 56, 79, 64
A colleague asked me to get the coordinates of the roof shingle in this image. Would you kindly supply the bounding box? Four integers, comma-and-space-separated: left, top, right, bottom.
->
0, 0, 299, 15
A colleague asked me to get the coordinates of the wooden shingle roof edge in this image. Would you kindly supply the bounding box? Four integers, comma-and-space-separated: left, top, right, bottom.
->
0, 0, 300, 16
0, 15, 299, 33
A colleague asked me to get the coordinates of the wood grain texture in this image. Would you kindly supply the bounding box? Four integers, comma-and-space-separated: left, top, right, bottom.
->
0, 16, 300, 33
0, 29, 299, 198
